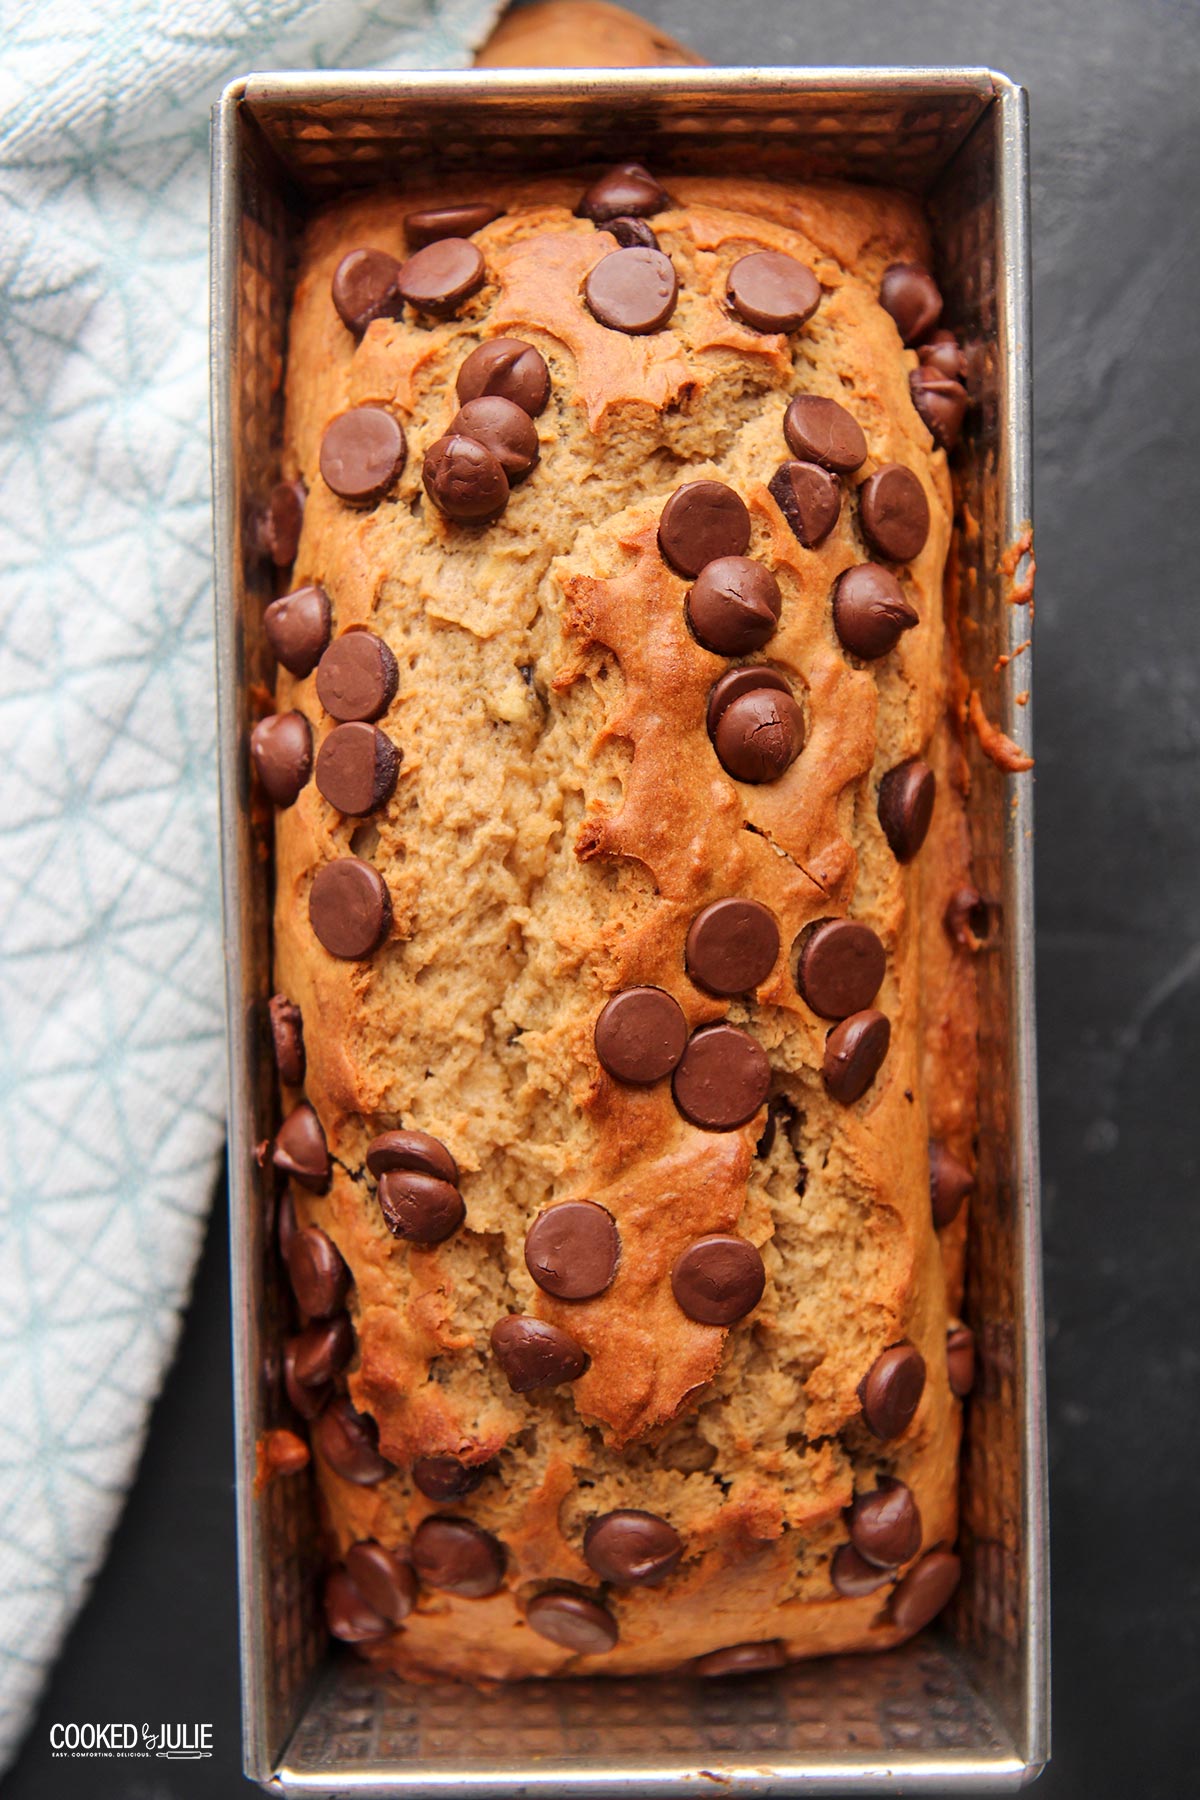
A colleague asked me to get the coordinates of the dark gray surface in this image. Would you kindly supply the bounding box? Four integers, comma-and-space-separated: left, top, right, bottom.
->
6, 1, 1197, 1794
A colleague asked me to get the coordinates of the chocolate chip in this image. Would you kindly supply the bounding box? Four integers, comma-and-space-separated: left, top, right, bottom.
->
291, 1313, 353, 1388
525, 1201, 620, 1301
831, 1544, 894, 1598
315, 722, 400, 816
412, 1516, 505, 1597
404, 202, 503, 250
706, 664, 791, 735
713, 684, 805, 784
272, 1102, 330, 1192
316, 630, 399, 723
685, 556, 781, 656
878, 760, 935, 861
585, 246, 678, 335
309, 858, 391, 960
276, 1189, 297, 1262
849, 1479, 922, 1569
412, 1456, 489, 1502
944, 886, 998, 952
658, 480, 751, 578
344, 1540, 417, 1623
526, 1590, 618, 1654
319, 407, 407, 505
377, 1169, 465, 1245
448, 396, 539, 481
323, 1568, 391, 1642
832, 563, 917, 659
673, 1026, 771, 1131
456, 338, 550, 417
686, 898, 780, 996
604, 215, 659, 250
693, 1640, 787, 1678
947, 1323, 976, 1397
796, 919, 886, 1019
423, 433, 509, 521
768, 459, 842, 548
283, 1336, 331, 1421
331, 248, 403, 335
823, 1008, 890, 1104
910, 365, 969, 452
859, 465, 931, 563
594, 986, 687, 1085
726, 251, 820, 333
930, 1141, 973, 1227
259, 479, 306, 566
859, 1343, 926, 1440
782, 394, 868, 474
918, 330, 968, 382
265, 584, 332, 678
491, 1315, 589, 1392
584, 1509, 683, 1586
366, 1129, 459, 1185
268, 993, 305, 1085
890, 1550, 961, 1634
250, 712, 312, 808
285, 1225, 349, 1319
395, 238, 485, 314
576, 162, 671, 222
312, 1395, 391, 1485
879, 263, 943, 345
671, 1234, 766, 1324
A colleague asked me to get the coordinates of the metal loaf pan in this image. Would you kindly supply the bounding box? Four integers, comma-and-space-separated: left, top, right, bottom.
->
210, 66, 1045, 1797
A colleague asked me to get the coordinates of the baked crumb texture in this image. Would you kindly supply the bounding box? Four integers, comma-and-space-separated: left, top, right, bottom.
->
262, 169, 979, 1678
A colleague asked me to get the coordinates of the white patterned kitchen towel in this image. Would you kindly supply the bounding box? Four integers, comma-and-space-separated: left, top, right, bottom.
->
0, 0, 501, 1768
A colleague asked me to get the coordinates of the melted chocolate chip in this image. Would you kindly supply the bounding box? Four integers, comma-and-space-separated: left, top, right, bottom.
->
423, 433, 509, 521
594, 986, 688, 1085
312, 1395, 391, 1485
944, 886, 998, 952
686, 556, 781, 656
712, 684, 805, 784
524, 1201, 620, 1301
796, 919, 886, 1020
344, 1540, 417, 1623
848, 1479, 922, 1568
411, 1456, 489, 1502
910, 365, 969, 451
659, 480, 751, 578
686, 898, 780, 996
315, 631, 398, 723
323, 1567, 391, 1642
272, 1102, 330, 1193
264, 585, 332, 678
890, 1550, 961, 1634
930, 1141, 974, 1228
455, 338, 550, 417
283, 1336, 332, 1421
412, 1516, 506, 1597
947, 1323, 976, 1397
576, 162, 671, 222
726, 251, 820, 333
859, 1343, 926, 1440
285, 1225, 349, 1319
268, 993, 305, 1085
671, 1234, 766, 1324
319, 406, 407, 505
448, 396, 539, 481
315, 722, 400, 816
918, 330, 968, 382
404, 202, 503, 250
395, 238, 485, 314
706, 665, 791, 735
831, 1544, 894, 1597
672, 1025, 771, 1131
783, 394, 868, 474
693, 1640, 787, 1678
309, 858, 392, 960
331, 248, 403, 335
526, 1590, 618, 1654
832, 563, 918, 659
377, 1169, 465, 1245
823, 1008, 890, 1104
878, 760, 935, 861
879, 263, 943, 345
604, 215, 659, 250
859, 464, 931, 563
258, 479, 306, 567
584, 1509, 683, 1586
490, 1316, 589, 1391
250, 712, 312, 808
585, 246, 678, 335
366, 1129, 458, 1185
290, 1313, 353, 1388
768, 460, 842, 548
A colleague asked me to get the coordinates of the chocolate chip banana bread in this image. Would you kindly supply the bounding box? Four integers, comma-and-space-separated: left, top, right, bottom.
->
253, 160, 980, 1678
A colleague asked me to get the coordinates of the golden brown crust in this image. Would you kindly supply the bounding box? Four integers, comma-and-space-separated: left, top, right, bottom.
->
270, 172, 976, 1678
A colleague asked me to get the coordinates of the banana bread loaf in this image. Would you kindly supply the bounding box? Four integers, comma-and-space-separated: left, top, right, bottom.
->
254, 161, 979, 1679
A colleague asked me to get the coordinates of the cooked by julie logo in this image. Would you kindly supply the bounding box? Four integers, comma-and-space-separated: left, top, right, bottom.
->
49, 1721, 212, 1759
